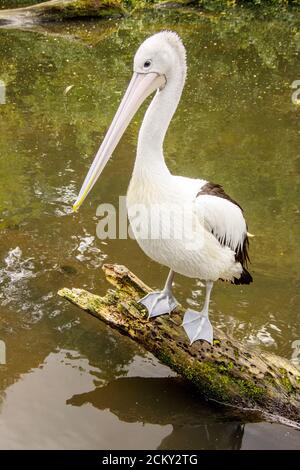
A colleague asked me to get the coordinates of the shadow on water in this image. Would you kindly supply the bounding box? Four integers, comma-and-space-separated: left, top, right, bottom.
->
68, 376, 247, 450
67, 374, 300, 449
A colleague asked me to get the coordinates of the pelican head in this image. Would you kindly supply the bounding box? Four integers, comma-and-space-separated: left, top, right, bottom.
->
73, 31, 186, 212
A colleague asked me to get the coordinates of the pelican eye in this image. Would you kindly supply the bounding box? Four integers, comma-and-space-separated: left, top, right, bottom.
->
143, 60, 152, 69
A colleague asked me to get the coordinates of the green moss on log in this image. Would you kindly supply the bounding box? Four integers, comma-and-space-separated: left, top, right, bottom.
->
55, 0, 126, 19
126, 0, 300, 9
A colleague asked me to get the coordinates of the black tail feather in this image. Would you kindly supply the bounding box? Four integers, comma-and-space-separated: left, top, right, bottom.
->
233, 268, 253, 285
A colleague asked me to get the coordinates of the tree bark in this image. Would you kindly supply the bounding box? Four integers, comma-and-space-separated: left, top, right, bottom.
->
58, 263, 300, 424
0, 0, 125, 25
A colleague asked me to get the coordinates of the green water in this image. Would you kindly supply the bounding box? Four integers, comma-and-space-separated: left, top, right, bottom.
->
0, 9, 299, 449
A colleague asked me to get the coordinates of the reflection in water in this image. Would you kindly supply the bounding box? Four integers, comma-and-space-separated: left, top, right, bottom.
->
68, 377, 246, 450
0, 351, 177, 449
0, 7, 300, 449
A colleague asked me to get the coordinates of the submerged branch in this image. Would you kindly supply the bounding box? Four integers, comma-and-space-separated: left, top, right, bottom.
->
0, 0, 125, 25
58, 263, 300, 424
1, 0, 299, 26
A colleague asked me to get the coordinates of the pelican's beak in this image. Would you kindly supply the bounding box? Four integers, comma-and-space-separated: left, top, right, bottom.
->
73, 72, 166, 212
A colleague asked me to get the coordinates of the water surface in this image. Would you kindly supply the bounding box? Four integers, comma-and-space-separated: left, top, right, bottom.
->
0, 9, 299, 449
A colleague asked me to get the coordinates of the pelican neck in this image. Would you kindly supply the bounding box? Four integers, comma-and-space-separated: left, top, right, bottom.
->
133, 69, 186, 178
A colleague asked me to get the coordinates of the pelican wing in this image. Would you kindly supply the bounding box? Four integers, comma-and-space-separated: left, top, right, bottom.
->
195, 182, 249, 266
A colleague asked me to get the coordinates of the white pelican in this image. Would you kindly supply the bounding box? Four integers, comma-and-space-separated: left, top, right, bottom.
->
73, 31, 253, 345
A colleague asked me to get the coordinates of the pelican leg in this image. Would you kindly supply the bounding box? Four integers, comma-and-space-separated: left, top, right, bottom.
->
182, 281, 214, 345
138, 270, 178, 318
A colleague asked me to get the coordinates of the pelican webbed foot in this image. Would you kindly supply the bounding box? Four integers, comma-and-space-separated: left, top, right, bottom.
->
182, 309, 213, 345
138, 290, 178, 318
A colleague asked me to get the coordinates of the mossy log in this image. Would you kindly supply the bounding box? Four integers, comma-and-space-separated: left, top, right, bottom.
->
0, 0, 125, 25
58, 263, 300, 424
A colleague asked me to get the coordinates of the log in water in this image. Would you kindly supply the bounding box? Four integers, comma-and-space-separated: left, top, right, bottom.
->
58, 263, 300, 424
0, 0, 125, 25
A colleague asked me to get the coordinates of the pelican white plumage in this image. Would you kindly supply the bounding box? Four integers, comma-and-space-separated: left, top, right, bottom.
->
73, 31, 253, 345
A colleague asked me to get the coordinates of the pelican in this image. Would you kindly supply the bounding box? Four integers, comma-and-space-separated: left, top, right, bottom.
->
73, 31, 253, 345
